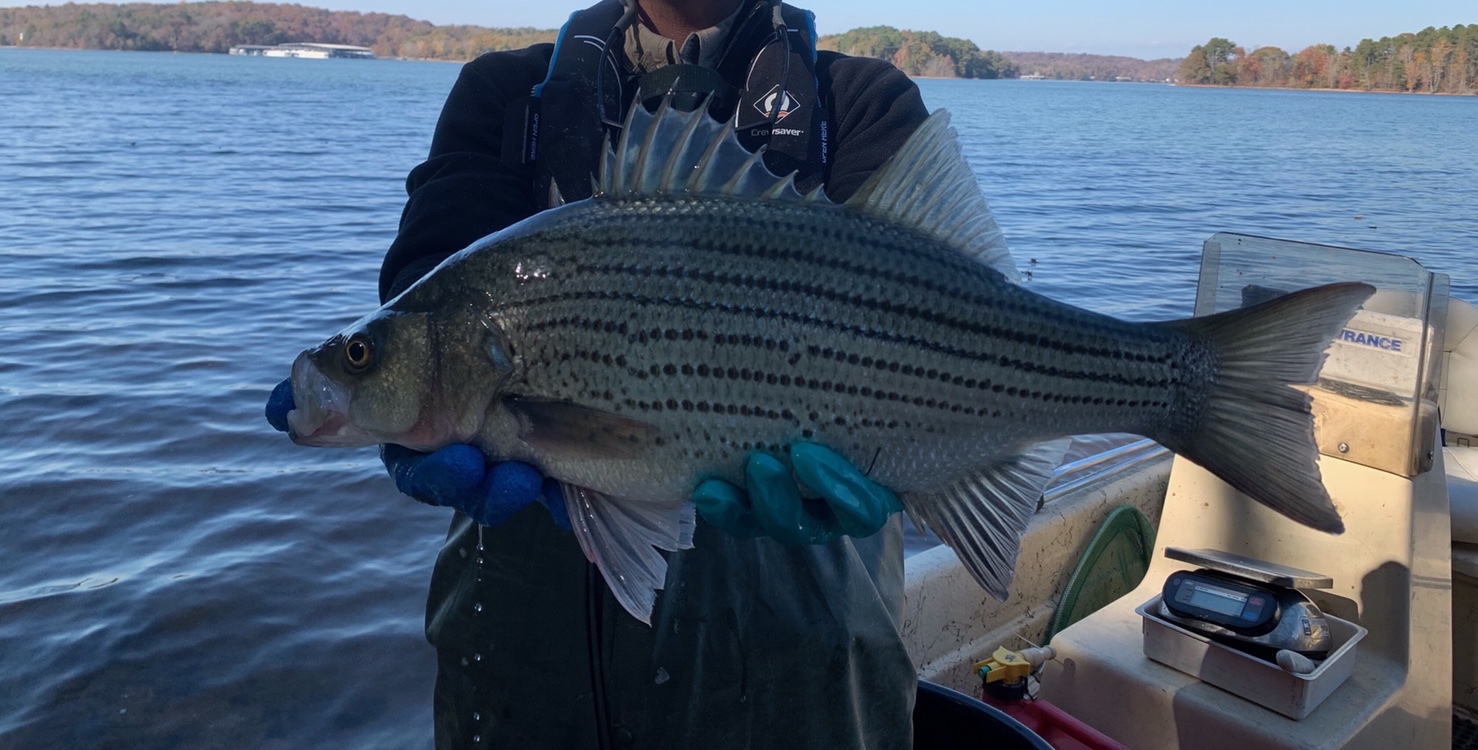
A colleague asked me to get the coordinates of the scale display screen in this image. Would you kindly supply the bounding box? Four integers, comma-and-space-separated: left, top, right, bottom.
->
1163, 570, 1275, 631
1186, 584, 1248, 616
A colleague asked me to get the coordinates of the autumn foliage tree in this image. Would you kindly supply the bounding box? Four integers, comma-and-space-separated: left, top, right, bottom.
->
1177, 37, 1237, 84
1237, 46, 1291, 87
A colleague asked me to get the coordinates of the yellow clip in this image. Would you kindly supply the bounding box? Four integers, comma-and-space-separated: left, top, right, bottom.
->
974, 646, 1033, 684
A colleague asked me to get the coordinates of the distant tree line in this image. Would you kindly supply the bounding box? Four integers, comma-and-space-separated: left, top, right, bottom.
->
0, 2, 554, 59
818, 26, 1016, 78
999, 51, 1179, 82
1178, 25, 1478, 94
3, 1, 1198, 85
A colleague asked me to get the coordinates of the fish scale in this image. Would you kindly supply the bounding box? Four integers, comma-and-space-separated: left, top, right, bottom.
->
286, 100, 1373, 622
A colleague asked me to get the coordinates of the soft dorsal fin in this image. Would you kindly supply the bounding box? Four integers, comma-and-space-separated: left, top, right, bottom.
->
596, 97, 821, 204
844, 110, 1017, 279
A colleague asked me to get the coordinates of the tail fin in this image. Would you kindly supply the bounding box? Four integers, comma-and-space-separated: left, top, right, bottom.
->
1160, 282, 1375, 534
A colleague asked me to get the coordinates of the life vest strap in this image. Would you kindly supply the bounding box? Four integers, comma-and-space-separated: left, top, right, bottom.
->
637, 64, 738, 112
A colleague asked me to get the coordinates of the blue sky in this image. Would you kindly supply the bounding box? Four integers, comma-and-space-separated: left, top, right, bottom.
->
263, 0, 1473, 59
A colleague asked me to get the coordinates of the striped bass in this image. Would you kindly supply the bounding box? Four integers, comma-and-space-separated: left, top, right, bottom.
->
284, 100, 1373, 623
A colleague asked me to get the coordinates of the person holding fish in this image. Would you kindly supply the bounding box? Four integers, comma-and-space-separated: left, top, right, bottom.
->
269, 0, 1371, 746
268, 0, 940, 747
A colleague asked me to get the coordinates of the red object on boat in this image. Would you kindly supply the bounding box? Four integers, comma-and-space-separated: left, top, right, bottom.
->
980, 692, 1130, 750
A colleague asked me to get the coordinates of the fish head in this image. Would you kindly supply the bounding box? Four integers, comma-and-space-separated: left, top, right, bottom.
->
286, 303, 516, 451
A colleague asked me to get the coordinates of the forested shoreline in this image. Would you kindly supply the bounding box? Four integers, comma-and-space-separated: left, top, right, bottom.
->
1179, 27, 1477, 94
0, 3, 1138, 80
2, 2, 1472, 94
1000, 51, 1178, 82
0, 3, 1023, 78
0, 2, 553, 59
817, 26, 1014, 79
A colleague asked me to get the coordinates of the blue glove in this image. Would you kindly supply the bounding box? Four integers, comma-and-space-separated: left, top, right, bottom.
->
265, 378, 569, 529
379, 444, 571, 530
265, 378, 294, 433
692, 443, 903, 545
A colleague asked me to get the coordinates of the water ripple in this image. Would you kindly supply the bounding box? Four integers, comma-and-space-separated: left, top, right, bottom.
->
1, 53, 1476, 747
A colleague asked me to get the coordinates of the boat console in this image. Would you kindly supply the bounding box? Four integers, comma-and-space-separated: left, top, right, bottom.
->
1038, 234, 1455, 748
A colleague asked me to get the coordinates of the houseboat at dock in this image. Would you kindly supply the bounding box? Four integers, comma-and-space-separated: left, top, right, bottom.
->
229, 43, 375, 59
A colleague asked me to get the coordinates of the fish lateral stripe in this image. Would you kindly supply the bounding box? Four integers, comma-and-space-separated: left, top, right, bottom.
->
568, 254, 1175, 365
522, 202, 1179, 370
504, 284, 1181, 392
538, 202, 1018, 314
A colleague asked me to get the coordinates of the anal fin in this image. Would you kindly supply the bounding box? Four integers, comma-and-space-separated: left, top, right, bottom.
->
909, 440, 1068, 598
562, 483, 696, 624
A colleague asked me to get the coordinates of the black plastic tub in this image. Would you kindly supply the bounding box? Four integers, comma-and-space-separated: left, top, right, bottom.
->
914, 680, 1054, 750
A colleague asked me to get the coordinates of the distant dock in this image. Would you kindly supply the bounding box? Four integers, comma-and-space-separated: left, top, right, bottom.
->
229, 43, 375, 59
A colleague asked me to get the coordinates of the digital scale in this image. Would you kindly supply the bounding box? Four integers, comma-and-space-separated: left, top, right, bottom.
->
1155, 548, 1333, 661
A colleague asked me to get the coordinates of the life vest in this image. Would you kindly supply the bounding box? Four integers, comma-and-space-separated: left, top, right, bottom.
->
503, 0, 830, 208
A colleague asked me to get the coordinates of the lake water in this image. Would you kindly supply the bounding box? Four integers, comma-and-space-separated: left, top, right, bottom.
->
1, 48, 1475, 748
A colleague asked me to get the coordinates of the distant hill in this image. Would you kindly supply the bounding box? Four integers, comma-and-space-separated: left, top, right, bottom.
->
817, 26, 1016, 78
1001, 51, 1180, 82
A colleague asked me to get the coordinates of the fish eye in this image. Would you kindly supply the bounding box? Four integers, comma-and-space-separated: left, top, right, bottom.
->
343, 334, 374, 373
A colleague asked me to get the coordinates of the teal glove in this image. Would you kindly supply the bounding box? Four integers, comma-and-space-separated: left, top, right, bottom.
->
692, 443, 903, 545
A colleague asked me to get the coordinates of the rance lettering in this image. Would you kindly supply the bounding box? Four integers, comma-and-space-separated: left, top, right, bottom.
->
1339, 328, 1403, 352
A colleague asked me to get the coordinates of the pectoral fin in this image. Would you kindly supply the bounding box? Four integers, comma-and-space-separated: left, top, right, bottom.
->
503, 396, 661, 461
909, 440, 1068, 598
562, 483, 696, 624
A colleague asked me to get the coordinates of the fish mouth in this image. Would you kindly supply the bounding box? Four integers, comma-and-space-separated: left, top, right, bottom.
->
286, 351, 372, 447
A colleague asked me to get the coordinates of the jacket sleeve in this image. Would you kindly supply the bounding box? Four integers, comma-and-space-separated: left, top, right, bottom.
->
378, 46, 553, 303
817, 53, 930, 203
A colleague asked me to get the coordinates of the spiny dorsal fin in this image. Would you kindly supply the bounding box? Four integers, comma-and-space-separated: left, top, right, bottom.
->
596, 96, 819, 204
844, 110, 1018, 280
595, 99, 1008, 278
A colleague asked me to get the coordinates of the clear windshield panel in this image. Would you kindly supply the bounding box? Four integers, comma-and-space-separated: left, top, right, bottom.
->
1196, 233, 1447, 477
